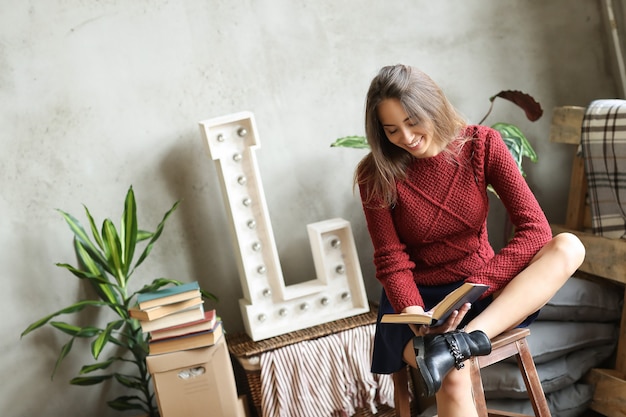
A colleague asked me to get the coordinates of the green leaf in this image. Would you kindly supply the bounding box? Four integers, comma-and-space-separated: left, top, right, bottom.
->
79, 359, 116, 374
70, 374, 113, 385
73, 238, 108, 281
121, 186, 138, 277
56, 209, 112, 275
330, 135, 370, 149
491, 122, 538, 177
132, 200, 180, 271
130, 278, 218, 305
114, 373, 145, 390
136, 230, 152, 242
21, 300, 107, 337
201, 288, 219, 302
84, 204, 105, 251
91, 320, 125, 359
91, 330, 110, 360
51, 338, 74, 379
133, 278, 184, 298
55, 261, 110, 285
50, 322, 101, 338
102, 219, 125, 287
73, 240, 125, 316
107, 395, 147, 411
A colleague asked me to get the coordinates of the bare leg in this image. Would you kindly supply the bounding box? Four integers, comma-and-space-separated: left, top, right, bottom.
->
401, 232, 585, 417
402, 337, 478, 417
435, 366, 478, 417
465, 232, 585, 337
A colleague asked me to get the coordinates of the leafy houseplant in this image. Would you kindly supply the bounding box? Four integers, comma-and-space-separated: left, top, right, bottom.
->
21, 186, 216, 417
477, 90, 542, 178
331, 90, 543, 183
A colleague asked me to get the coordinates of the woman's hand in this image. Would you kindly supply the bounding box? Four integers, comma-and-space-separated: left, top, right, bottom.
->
402, 305, 431, 337
429, 302, 471, 334
403, 303, 472, 337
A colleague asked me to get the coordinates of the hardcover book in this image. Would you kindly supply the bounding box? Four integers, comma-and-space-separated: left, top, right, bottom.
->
129, 296, 203, 321
137, 281, 201, 310
148, 321, 224, 355
138, 304, 205, 333
149, 310, 217, 341
381, 283, 489, 326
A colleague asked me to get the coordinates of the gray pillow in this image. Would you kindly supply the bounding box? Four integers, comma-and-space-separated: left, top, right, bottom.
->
522, 321, 618, 364
486, 383, 594, 417
538, 275, 623, 322
418, 384, 593, 417
482, 344, 615, 399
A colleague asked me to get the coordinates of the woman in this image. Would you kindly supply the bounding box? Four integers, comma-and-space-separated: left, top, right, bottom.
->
356, 64, 585, 416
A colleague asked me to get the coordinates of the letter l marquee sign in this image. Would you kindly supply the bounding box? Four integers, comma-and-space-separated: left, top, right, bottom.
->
199, 112, 369, 341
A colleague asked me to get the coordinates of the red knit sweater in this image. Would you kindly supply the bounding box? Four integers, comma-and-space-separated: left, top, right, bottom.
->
359, 125, 552, 313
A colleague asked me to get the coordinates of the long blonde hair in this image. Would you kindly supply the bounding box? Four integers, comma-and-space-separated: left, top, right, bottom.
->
356, 64, 468, 207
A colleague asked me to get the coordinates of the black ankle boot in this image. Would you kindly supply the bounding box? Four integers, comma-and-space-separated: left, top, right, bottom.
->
413, 330, 491, 397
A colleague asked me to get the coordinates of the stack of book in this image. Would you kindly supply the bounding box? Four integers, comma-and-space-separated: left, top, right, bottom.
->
129, 281, 223, 355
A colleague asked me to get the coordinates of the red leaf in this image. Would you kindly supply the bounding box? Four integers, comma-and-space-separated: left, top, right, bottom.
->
490, 90, 543, 122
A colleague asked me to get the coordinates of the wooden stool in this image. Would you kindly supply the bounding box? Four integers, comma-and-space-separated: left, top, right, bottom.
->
393, 328, 551, 417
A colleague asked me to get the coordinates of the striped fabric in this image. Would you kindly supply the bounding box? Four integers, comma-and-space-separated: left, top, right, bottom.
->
581, 99, 626, 239
259, 324, 395, 417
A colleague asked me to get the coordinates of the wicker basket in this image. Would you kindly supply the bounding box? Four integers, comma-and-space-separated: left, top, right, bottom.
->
226, 307, 403, 416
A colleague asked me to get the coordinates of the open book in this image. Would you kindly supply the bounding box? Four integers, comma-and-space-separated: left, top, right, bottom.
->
381, 283, 489, 326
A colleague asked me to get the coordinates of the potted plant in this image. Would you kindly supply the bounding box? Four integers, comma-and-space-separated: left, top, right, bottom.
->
20, 186, 217, 417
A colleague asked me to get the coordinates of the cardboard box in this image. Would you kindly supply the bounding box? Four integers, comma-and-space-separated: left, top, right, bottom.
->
237, 395, 250, 417
146, 336, 241, 417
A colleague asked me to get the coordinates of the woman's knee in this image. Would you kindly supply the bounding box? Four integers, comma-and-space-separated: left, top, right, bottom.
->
550, 232, 586, 271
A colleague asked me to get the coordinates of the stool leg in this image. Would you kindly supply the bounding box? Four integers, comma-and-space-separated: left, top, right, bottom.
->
470, 357, 489, 417
515, 339, 551, 417
393, 369, 411, 417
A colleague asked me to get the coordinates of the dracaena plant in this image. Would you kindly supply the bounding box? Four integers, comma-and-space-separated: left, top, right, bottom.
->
331, 90, 543, 188
21, 186, 216, 417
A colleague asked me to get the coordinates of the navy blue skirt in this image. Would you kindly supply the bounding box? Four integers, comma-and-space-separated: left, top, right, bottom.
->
371, 280, 539, 374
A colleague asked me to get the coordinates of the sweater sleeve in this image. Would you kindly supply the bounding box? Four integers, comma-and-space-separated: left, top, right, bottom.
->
465, 127, 552, 295
358, 185, 424, 313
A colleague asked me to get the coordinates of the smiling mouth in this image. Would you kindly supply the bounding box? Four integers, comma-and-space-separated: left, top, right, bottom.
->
408, 137, 423, 149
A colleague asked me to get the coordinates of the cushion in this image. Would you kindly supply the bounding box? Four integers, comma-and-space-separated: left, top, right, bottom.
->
418, 384, 594, 417
486, 383, 594, 417
482, 343, 615, 398
538, 275, 623, 322
520, 320, 618, 364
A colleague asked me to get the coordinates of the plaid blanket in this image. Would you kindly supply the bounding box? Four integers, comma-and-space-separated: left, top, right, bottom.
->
581, 99, 626, 239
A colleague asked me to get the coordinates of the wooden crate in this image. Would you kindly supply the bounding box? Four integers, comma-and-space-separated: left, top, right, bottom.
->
550, 106, 626, 417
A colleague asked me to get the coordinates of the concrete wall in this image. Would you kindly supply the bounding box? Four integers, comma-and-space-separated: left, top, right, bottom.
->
1, 1, 616, 416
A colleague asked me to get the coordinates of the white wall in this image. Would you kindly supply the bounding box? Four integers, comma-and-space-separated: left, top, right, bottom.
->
1, 1, 616, 416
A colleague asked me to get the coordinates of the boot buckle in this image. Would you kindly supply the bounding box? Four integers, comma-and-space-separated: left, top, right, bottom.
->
444, 333, 465, 370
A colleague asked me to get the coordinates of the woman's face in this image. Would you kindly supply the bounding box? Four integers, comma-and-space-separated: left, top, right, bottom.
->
377, 98, 439, 159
